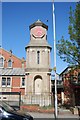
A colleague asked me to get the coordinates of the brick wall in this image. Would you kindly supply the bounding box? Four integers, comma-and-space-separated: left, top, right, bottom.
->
11, 76, 25, 95
12, 77, 20, 87
63, 68, 80, 107
0, 48, 26, 95
0, 48, 26, 68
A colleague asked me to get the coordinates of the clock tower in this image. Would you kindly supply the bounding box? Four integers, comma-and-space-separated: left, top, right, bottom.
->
25, 20, 52, 106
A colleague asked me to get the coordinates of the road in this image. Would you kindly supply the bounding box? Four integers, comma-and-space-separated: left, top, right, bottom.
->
28, 111, 79, 120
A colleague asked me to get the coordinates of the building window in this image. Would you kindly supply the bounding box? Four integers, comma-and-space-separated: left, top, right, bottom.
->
8, 59, 12, 68
48, 51, 49, 65
0, 57, 4, 67
2, 77, 11, 87
78, 73, 80, 82
7, 78, 11, 86
22, 78, 25, 87
46, 35, 47, 40
37, 51, 40, 64
2, 77, 6, 86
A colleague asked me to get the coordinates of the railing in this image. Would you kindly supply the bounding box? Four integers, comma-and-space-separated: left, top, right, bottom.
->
21, 92, 53, 106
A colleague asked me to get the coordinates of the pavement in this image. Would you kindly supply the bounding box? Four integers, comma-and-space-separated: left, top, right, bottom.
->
28, 108, 79, 119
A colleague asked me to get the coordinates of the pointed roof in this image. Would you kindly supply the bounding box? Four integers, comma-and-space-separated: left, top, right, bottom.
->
29, 20, 48, 30
0, 48, 22, 61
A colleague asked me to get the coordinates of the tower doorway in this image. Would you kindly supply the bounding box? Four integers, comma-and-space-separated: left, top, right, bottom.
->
34, 75, 42, 95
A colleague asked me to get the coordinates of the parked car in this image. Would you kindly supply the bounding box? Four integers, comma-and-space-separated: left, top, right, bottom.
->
0, 101, 34, 120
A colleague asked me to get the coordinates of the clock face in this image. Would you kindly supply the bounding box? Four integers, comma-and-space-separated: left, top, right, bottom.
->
32, 27, 45, 38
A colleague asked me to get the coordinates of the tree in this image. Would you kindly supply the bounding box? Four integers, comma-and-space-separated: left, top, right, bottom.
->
57, 2, 80, 67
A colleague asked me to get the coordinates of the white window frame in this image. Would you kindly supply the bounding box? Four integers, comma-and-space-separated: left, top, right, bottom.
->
7, 77, 12, 87
2, 77, 6, 87
1, 77, 12, 87
0, 56, 4, 68
21, 77, 25, 88
7, 59, 12, 68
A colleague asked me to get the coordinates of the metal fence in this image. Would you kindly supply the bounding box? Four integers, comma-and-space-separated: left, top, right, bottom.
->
21, 92, 53, 106
0, 92, 54, 107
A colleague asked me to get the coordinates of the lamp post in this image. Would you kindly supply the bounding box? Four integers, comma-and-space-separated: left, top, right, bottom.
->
52, 1, 58, 118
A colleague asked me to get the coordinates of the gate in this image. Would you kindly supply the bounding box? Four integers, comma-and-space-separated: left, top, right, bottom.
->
0, 92, 21, 110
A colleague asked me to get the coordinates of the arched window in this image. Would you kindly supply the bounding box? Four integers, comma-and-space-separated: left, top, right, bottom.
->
48, 51, 49, 65
0, 57, 4, 67
8, 59, 12, 68
37, 51, 40, 64
78, 73, 80, 82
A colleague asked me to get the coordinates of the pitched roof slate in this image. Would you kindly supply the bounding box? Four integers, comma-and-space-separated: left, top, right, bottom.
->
0, 68, 25, 76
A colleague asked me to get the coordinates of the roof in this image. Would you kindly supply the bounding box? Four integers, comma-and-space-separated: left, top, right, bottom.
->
0, 48, 24, 61
0, 68, 25, 76
59, 66, 72, 76
29, 20, 48, 30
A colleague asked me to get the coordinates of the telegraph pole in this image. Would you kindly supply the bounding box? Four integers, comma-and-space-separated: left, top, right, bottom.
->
52, 1, 58, 119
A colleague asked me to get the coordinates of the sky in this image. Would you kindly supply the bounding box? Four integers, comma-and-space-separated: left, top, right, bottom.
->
1, 2, 76, 74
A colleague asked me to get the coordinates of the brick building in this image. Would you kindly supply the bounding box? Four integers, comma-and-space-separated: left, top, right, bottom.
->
0, 48, 26, 94
60, 66, 80, 108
